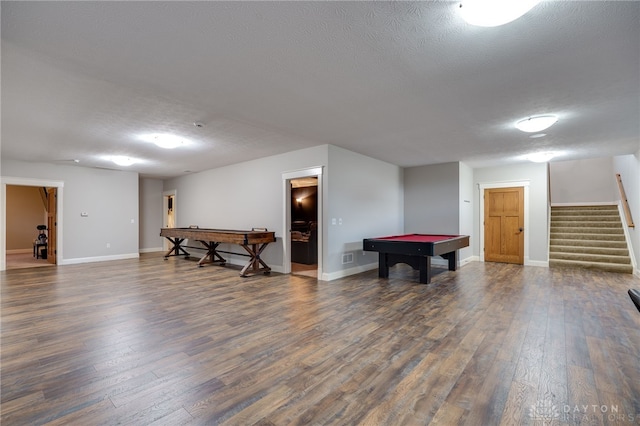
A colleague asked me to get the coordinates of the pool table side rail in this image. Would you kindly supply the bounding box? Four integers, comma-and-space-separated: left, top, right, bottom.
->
363, 235, 469, 257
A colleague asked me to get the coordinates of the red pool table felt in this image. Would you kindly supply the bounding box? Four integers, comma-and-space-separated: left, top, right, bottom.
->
371, 234, 461, 243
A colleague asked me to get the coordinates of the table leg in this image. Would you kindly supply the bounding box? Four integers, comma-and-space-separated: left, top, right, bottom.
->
378, 253, 389, 278
239, 243, 271, 276
419, 256, 431, 284
164, 237, 190, 259
196, 241, 226, 267
447, 251, 457, 271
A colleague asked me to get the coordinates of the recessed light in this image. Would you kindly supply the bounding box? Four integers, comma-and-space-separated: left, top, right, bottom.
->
458, 0, 540, 27
515, 115, 558, 133
529, 133, 546, 139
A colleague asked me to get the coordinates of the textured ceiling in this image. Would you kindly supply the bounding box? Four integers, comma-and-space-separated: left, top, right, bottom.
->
1, 1, 639, 179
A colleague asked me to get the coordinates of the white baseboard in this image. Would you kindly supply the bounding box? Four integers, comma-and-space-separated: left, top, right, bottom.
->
139, 247, 164, 253
6, 249, 32, 254
321, 263, 378, 281
525, 259, 549, 267
60, 253, 139, 265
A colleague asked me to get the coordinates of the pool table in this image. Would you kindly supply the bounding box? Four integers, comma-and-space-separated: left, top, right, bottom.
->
363, 234, 470, 284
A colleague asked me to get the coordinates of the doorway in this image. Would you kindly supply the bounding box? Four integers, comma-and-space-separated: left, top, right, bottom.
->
1, 177, 63, 271
163, 190, 176, 252
282, 167, 323, 279
290, 177, 318, 278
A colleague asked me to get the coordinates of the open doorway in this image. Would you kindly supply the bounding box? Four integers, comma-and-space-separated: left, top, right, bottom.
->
1, 178, 62, 271
290, 177, 318, 278
163, 190, 176, 252
282, 167, 323, 280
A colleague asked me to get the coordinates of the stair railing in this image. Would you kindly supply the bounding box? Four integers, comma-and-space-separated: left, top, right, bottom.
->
616, 173, 635, 228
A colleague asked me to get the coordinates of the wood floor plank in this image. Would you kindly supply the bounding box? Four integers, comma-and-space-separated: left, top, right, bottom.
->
1, 253, 639, 425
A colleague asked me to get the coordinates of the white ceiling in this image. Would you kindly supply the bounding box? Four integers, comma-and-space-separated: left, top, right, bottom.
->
1, 1, 639, 179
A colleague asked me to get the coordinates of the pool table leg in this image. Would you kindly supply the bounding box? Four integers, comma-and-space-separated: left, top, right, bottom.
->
378, 253, 389, 278
419, 256, 431, 284
443, 251, 458, 271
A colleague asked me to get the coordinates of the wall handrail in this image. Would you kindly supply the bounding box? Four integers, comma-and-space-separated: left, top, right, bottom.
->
616, 173, 635, 228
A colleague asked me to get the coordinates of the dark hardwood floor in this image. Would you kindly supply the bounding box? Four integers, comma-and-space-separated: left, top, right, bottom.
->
2, 253, 639, 425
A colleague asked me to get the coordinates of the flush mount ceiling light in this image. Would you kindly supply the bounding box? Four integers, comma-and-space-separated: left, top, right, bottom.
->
111, 156, 137, 166
458, 0, 541, 27
527, 152, 556, 163
140, 133, 187, 149
152, 134, 185, 149
515, 115, 558, 133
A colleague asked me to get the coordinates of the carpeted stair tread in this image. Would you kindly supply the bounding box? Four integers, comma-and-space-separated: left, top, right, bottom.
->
549, 259, 633, 274
551, 215, 622, 222
549, 205, 632, 274
549, 238, 628, 248
550, 226, 624, 234
549, 233, 626, 242
551, 221, 622, 228
549, 245, 629, 256
549, 252, 631, 264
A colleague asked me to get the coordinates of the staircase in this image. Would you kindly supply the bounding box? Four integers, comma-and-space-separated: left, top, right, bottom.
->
549, 205, 633, 274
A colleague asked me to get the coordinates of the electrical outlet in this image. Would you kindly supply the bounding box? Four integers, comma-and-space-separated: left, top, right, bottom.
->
106, 243, 110, 248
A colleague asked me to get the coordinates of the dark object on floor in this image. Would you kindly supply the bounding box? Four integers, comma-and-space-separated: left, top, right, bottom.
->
291, 222, 317, 265
629, 289, 640, 313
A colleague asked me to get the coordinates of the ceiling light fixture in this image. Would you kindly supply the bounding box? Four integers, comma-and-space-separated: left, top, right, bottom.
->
111, 156, 136, 166
458, 0, 541, 27
515, 115, 558, 133
527, 152, 556, 163
152, 134, 185, 149
139, 133, 188, 149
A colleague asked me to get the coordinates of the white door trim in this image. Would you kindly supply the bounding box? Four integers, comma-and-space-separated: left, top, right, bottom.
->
478, 180, 530, 264
282, 166, 323, 276
1, 176, 65, 271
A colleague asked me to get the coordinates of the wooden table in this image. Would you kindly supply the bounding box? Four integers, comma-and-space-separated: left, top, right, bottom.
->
160, 227, 276, 277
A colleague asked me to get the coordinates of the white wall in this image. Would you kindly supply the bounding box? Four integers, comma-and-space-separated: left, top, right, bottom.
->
325, 145, 403, 278
1, 159, 139, 266
613, 150, 640, 274
163, 145, 329, 273
161, 145, 403, 280
459, 162, 474, 263
402, 161, 474, 265
549, 157, 617, 204
139, 178, 164, 252
404, 162, 460, 234
473, 162, 549, 264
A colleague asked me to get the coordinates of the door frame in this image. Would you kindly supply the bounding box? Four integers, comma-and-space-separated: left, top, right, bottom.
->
478, 180, 529, 264
282, 166, 323, 277
162, 189, 177, 251
1, 176, 64, 271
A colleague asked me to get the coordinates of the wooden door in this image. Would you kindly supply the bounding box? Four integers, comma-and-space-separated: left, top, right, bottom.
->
47, 187, 57, 264
484, 187, 524, 264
